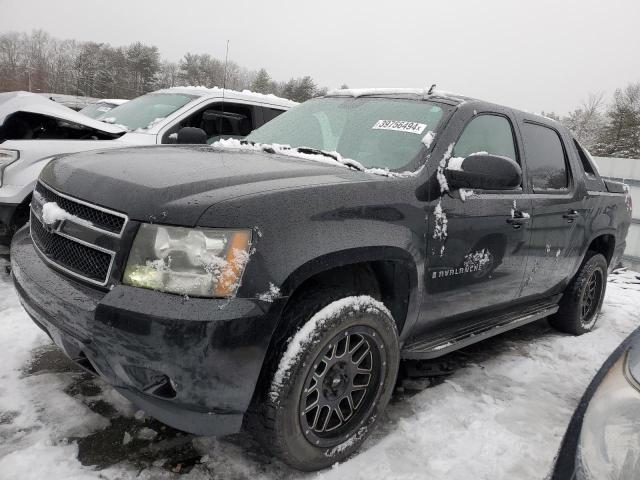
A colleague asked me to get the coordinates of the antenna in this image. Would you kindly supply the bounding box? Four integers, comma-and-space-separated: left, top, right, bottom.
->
427, 84, 436, 95
222, 40, 229, 113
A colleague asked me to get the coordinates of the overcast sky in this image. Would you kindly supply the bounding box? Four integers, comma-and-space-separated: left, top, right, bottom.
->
1, 0, 638, 114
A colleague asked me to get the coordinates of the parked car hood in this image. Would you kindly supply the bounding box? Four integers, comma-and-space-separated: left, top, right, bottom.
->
0, 91, 126, 136
39, 145, 362, 226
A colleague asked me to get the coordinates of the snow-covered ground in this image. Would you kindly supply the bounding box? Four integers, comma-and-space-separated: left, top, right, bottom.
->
0, 254, 639, 480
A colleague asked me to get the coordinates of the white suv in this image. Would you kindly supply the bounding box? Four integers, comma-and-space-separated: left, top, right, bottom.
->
0, 87, 296, 244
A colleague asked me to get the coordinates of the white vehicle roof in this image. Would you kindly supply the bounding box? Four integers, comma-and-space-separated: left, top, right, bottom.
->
158, 86, 298, 108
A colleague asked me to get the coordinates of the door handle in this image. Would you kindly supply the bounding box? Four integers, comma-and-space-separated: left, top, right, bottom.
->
562, 210, 579, 221
506, 216, 530, 228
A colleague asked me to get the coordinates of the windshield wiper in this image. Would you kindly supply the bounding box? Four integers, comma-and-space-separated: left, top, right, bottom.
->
296, 147, 365, 172
239, 141, 366, 172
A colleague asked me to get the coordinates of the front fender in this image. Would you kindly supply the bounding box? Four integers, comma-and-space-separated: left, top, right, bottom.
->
197, 177, 427, 331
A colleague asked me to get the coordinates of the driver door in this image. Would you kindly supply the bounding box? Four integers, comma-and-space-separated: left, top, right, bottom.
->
416, 111, 532, 335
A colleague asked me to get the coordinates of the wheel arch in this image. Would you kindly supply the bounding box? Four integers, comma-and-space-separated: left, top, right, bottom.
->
278, 246, 419, 338
584, 232, 616, 266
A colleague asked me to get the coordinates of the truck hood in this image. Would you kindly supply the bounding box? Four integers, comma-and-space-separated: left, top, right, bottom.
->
0, 91, 126, 136
39, 145, 360, 226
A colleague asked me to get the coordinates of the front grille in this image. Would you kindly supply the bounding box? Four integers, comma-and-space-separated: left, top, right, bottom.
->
31, 212, 112, 284
35, 182, 125, 235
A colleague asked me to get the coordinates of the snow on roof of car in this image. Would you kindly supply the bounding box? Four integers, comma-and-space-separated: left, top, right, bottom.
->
159, 86, 298, 108
97, 99, 128, 105
326, 87, 470, 103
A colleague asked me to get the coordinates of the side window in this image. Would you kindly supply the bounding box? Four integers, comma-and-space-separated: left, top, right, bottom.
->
263, 107, 286, 123
522, 122, 568, 190
162, 102, 256, 144
201, 103, 255, 144
453, 114, 517, 161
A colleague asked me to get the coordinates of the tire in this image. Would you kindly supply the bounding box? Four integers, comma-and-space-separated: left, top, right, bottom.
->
251, 290, 399, 471
549, 251, 607, 335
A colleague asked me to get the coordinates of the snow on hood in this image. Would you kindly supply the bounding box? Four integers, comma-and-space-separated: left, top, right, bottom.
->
0, 91, 127, 135
211, 138, 425, 178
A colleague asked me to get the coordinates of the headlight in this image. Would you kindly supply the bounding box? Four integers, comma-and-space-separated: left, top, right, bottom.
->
0, 149, 19, 188
576, 348, 640, 480
123, 224, 252, 298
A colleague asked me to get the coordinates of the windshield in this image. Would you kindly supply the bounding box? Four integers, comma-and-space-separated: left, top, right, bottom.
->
98, 93, 197, 131
246, 97, 445, 170
79, 102, 117, 119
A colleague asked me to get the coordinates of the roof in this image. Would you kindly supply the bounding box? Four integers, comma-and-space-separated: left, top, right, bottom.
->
158, 86, 298, 108
325, 88, 567, 128
326, 87, 473, 105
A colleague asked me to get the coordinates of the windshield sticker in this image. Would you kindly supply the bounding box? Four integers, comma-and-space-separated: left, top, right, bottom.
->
372, 120, 427, 135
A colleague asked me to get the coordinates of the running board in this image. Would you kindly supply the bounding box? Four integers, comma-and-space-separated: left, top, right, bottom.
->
402, 300, 559, 359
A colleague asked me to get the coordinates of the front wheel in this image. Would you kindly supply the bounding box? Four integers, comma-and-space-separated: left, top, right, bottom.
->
253, 294, 399, 471
549, 251, 608, 335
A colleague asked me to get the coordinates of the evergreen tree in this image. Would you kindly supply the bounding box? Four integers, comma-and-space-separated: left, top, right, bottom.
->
279, 78, 297, 100
251, 68, 272, 94
293, 75, 316, 102
594, 83, 640, 158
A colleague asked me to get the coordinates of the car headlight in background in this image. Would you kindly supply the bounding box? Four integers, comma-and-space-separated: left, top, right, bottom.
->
576, 345, 640, 480
0, 149, 19, 188
123, 224, 252, 298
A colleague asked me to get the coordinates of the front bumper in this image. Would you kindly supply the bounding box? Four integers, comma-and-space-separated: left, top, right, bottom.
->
10, 227, 284, 436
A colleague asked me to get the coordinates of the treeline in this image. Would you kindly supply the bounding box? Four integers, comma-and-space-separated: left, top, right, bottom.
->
544, 82, 640, 159
0, 30, 328, 103
2, 31, 639, 158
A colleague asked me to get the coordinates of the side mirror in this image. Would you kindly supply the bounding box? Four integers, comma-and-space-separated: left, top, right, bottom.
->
445, 154, 522, 190
176, 127, 207, 144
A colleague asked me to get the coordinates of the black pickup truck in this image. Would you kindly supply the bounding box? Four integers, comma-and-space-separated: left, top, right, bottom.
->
10, 89, 632, 470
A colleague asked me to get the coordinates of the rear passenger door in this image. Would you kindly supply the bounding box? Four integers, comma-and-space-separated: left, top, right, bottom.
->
518, 120, 586, 299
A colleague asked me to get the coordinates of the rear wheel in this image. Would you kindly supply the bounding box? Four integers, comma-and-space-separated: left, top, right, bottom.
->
549, 251, 607, 335
251, 292, 399, 471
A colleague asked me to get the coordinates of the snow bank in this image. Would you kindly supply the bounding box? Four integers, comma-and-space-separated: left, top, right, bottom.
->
1, 255, 640, 480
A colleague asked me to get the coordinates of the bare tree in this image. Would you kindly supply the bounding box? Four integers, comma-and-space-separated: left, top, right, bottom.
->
0, 29, 326, 104
562, 92, 606, 149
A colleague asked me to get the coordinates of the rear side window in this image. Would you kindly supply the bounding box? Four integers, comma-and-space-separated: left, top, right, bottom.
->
522, 122, 568, 190
574, 139, 597, 176
263, 107, 286, 122
453, 114, 517, 161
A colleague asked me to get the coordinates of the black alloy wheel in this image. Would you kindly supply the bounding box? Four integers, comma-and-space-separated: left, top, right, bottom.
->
580, 268, 603, 328
299, 326, 385, 448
